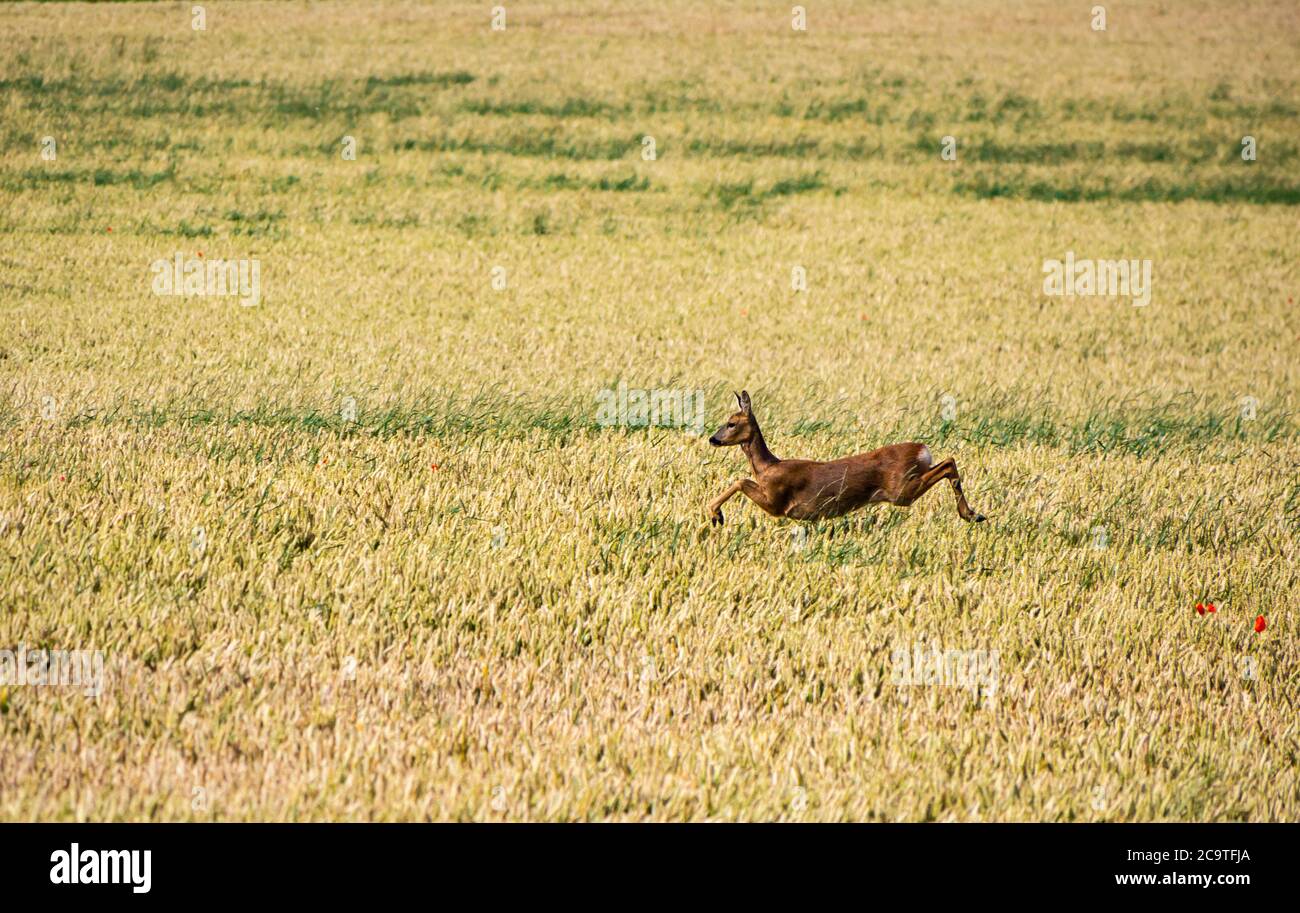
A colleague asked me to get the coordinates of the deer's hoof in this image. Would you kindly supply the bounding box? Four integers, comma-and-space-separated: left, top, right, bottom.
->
710, 510, 724, 527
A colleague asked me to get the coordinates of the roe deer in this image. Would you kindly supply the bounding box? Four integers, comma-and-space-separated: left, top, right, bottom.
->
706, 391, 986, 526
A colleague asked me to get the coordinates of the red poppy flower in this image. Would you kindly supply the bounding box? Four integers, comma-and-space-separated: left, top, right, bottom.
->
1255, 616, 1267, 633
1195, 602, 1205, 615
1206, 603, 1216, 613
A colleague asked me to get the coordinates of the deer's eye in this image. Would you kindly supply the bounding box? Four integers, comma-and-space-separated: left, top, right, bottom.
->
726, 422, 735, 428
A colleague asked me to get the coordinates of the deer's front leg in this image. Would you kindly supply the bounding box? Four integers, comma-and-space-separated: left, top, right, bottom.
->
707, 479, 748, 526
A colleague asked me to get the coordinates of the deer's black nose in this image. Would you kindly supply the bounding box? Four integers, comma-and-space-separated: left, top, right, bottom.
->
708, 436, 721, 446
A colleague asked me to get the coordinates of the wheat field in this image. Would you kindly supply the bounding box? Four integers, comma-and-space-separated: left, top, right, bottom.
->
1, 0, 1298, 821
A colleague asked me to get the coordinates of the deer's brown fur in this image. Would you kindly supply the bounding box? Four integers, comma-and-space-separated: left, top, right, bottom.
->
706, 391, 985, 526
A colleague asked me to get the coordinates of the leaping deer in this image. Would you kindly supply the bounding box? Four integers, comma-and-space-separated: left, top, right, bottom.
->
706, 391, 986, 526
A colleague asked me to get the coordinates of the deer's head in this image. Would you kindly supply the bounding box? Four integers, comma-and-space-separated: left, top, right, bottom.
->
709, 391, 755, 446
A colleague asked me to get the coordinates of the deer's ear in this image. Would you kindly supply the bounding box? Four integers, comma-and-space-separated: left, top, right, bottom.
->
734, 391, 743, 411
739, 390, 752, 413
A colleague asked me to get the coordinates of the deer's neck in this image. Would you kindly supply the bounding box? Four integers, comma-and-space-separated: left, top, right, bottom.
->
743, 426, 779, 474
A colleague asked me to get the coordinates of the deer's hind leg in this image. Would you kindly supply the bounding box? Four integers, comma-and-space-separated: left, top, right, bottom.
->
894, 458, 986, 523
